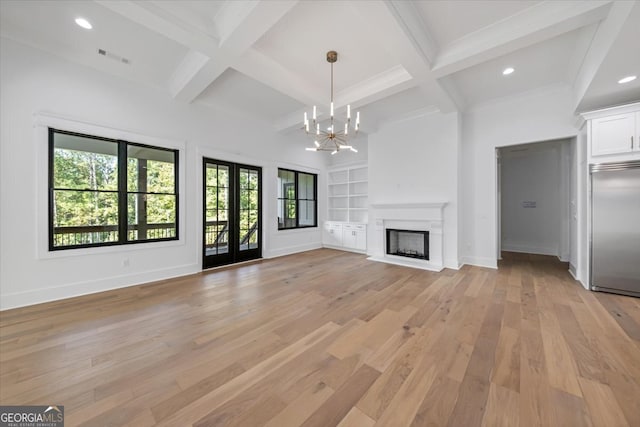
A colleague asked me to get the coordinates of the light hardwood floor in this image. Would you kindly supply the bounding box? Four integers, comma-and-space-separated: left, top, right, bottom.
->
1, 249, 639, 426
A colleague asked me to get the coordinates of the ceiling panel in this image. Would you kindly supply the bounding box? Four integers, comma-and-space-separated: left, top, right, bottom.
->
0, 0, 188, 89
252, 1, 393, 94
450, 26, 592, 107
195, 68, 305, 122
416, 0, 542, 49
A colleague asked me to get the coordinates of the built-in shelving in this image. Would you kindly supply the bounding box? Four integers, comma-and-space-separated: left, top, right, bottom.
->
327, 164, 368, 223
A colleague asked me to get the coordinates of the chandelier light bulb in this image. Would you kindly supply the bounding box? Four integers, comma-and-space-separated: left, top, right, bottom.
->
313, 105, 317, 120
347, 105, 351, 120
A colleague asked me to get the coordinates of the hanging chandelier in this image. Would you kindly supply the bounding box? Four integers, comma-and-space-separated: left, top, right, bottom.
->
303, 51, 360, 154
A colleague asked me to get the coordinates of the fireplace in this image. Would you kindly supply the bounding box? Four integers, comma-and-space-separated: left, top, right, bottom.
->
368, 202, 447, 272
386, 229, 429, 260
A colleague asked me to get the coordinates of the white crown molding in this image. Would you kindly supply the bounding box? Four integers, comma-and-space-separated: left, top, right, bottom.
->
377, 105, 441, 130
580, 101, 640, 120
370, 202, 447, 210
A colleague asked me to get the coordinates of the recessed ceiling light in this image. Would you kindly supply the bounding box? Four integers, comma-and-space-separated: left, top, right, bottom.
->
503, 67, 515, 76
75, 17, 92, 30
618, 75, 637, 84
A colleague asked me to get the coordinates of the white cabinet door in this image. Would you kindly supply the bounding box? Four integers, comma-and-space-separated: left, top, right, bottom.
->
323, 222, 342, 246
342, 224, 366, 250
636, 112, 640, 152
342, 225, 356, 249
591, 113, 636, 156
353, 228, 367, 251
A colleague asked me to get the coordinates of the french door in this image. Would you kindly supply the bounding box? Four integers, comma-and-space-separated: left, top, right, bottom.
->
203, 158, 262, 269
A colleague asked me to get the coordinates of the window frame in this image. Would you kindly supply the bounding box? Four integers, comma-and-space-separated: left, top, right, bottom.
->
48, 128, 179, 251
277, 167, 318, 230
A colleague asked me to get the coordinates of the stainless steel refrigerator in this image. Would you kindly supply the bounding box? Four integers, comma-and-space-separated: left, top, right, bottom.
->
590, 161, 640, 297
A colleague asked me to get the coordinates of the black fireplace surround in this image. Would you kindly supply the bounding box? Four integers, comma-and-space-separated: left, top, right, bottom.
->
386, 229, 429, 260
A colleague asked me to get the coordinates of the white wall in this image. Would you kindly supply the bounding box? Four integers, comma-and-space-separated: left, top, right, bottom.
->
367, 112, 460, 269
500, 140, 570, 258
460, 85, 578, 268
0, 38, 326, 309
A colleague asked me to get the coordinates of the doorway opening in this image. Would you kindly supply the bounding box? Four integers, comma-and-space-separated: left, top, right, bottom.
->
496, 139, 574, 262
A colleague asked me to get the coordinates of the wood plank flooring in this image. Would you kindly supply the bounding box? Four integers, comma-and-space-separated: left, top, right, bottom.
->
1, 249, 639, 426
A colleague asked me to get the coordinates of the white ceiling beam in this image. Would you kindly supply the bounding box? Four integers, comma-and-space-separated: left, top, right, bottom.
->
99, 0, 301, 104
170, 0, 298, 103
383, 0, 438, 65
234, 48, 324, 107
96, 0, 224, 58
169, 50, 228, 102
379, 0, 461, 112
335, 65, 414, 109
216, 1, 298, 53
431, 0, 613, 79
573, 1, 636, 111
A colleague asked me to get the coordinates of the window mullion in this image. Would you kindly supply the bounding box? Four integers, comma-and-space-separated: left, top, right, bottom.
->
294, 171, 299, 228
118, 141, 128, 244
48, 128, 55, 251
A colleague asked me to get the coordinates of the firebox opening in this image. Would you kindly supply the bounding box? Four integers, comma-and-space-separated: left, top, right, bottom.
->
386, 229, 429, 260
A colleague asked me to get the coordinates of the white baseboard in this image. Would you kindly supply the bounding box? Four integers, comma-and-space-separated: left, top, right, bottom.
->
264, 242, 322, 259
501, 244, 558, 257
459, 256, 498, 269
568, 265, 589, 290
0, 263, 199, 311
322, 244, 366, 254
444, 258, 462, 270
569, 263, 577, 279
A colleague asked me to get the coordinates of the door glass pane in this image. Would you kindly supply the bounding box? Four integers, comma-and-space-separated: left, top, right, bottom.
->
238, 167, 259, 252
205, 163, 230, 256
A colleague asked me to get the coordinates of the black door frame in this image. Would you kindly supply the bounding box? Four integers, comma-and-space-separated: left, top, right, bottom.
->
202, 158, 262, 269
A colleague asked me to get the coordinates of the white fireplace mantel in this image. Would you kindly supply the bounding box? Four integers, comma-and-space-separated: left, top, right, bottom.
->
370, 202, 447, 209
367, 202, 448, 272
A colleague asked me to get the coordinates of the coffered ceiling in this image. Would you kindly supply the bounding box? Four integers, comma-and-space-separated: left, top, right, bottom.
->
1, 0, 639, 133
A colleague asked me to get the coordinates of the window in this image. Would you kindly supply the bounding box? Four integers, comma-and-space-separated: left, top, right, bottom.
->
277, 168, 317, 229
49, 129, 178, 250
